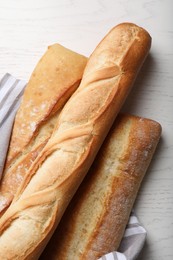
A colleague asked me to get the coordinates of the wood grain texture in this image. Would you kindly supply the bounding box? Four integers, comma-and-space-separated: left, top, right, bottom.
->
0, 0, 172, 259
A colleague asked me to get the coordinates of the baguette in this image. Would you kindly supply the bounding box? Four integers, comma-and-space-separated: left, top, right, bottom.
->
41, 114, 161, 260
0, 44, 87, 214
0, 23, 151, 259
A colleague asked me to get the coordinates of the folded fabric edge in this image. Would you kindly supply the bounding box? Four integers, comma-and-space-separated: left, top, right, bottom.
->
0, 73, 26, 178
98, 212, 146, 260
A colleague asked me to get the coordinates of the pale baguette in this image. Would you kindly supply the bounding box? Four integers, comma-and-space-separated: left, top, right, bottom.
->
0, 23, 151, 259
0, 44, 87, 215
41, 114, 161, 260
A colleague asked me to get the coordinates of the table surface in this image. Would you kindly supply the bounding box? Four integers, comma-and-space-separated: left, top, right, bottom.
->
0, 0, 172, 259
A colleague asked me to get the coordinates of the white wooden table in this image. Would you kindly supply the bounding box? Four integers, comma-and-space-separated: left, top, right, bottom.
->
0, 0, 172, 259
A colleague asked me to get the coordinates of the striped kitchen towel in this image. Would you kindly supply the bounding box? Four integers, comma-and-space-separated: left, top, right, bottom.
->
99, 211, 146, 260
0, 74, 146, 260
0, 73, 26, 178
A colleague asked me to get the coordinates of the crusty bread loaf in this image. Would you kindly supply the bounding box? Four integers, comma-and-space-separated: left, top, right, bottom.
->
0, 44, 87, 214
41, 114, 161, 260
0, 23, 151, 259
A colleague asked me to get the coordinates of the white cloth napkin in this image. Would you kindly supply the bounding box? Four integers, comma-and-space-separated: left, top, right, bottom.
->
98, 211, 146, 260
0, 73, 26, 178
0, 73, 146, 259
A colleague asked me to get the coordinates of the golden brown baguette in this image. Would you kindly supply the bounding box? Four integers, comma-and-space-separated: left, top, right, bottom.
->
41, 114, 161, 260
0, 44, 87, 214
0, 23, 151, 259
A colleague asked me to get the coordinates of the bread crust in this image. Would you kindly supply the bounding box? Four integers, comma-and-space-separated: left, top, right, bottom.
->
41, 114, 161, 260
0, 44, 87, 214
0, 23, 151, 259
